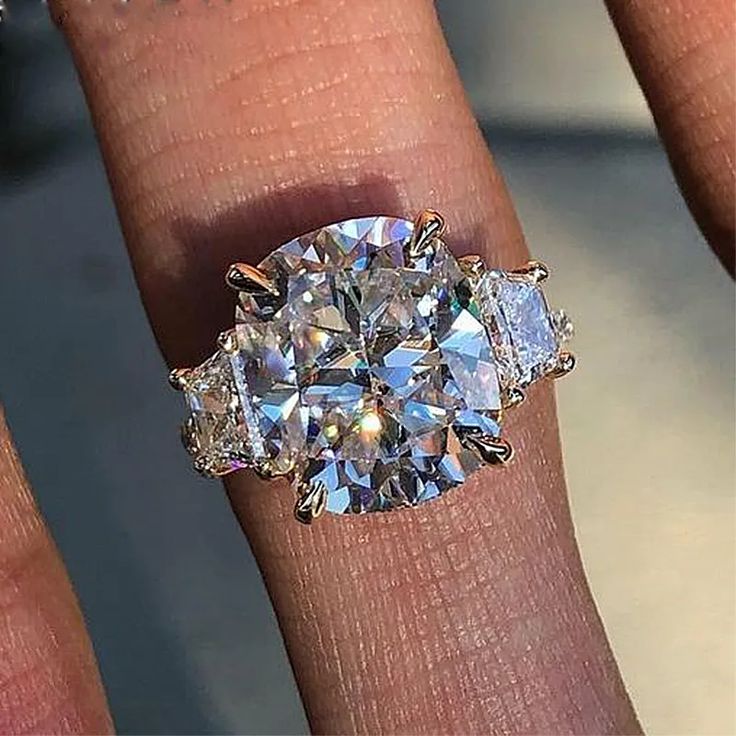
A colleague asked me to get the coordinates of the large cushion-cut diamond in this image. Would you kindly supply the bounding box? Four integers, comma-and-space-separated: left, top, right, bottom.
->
230, 318, 302, 475
234, 217, 502, 514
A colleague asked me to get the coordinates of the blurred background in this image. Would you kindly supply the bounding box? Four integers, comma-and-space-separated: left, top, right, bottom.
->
0, 1, 734, 734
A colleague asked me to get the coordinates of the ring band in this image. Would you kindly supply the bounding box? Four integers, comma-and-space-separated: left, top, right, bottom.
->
169, 211, 575, 523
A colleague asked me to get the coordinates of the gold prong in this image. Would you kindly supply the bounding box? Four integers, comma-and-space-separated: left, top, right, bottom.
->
504, 387, 526, 409
463, 434, 514, 465
169, 367, 192, 391
512, 260, 549, 284
458, 254, 485, 279
217, 329, 238, 354
253, 458, 295, 481
407, 209, 445, 260
226, 263, 279, 296
551, 351, 576, 378
294, 480, 328, 525
194, 455, 241, 478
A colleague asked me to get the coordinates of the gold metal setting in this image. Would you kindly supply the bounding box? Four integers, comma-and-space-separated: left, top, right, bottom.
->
168, 209, 575, 522
294, 481, 328, 525
551, 351, 576, 378
216, 329, 238, 354
457, 253, 485, 279
407, 209, 445, 260
504, 387, 526, 409
226, 262, 279, 296
253, 459, 294, 481
463, 434, 514, 465
168, 367, 191, 391
512, 259, 550, 284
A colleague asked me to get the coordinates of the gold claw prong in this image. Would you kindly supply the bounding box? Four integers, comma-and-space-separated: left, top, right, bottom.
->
457, 254, 486, 279
504, 387, 526, 409
226, 263, 279, 296
169, 367, 192, 391
294, 480, 328, 525
253, 459, 294, 481
463, 434, 514, 466
194, 455, 240, 478
407, 209, 445, 260
217, 329, 238, 354
551, 351, 576, 378
513, 260, 549, 284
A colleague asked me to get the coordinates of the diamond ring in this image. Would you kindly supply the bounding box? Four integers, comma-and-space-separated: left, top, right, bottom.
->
169, 211, 575, 523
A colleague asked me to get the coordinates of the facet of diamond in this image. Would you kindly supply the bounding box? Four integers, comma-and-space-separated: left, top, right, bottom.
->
230, 318, 303, 476
233, 216, 502, 514
478, 270, 561, 388
181, 350, 250, 476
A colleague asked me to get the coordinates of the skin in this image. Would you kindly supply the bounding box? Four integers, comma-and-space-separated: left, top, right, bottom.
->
607, 0, 735, 274
0, 410, 112, 734
0, 0, 732, 733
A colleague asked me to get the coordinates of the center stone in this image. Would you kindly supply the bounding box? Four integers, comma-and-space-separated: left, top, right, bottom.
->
234, 216, 502, 514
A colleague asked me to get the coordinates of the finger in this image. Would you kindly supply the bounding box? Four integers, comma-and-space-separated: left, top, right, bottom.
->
0, 411, 112, 734
606, 0, 735, 273
52, 1, 640, 733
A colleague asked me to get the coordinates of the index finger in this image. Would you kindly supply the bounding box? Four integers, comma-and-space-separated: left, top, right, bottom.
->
607, 0, 735, 273
51, 1, 640, 733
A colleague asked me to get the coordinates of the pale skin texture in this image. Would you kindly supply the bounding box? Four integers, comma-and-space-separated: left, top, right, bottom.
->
0, 0, 733, 733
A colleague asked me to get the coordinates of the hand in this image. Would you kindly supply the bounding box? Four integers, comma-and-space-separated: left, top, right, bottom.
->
1, 1, 732, 733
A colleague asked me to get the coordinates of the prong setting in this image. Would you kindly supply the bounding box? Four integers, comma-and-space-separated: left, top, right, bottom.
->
168, 367, 192, 391
406, 209, 445, 261
254, 459, 294, 481
512, 259, 549, 284
462, 433, 514, 465
294, 480, 328, 525
216, 329, 238, 354
226, 263, 279, 296
457, 254, 486, 280
551, 351, 576, 378
193, 454, 246, 478
503, 387, 526, 409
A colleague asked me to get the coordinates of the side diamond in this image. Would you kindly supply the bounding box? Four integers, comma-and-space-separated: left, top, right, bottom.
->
478, 271, 562, 388
181, 351, 250, 476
